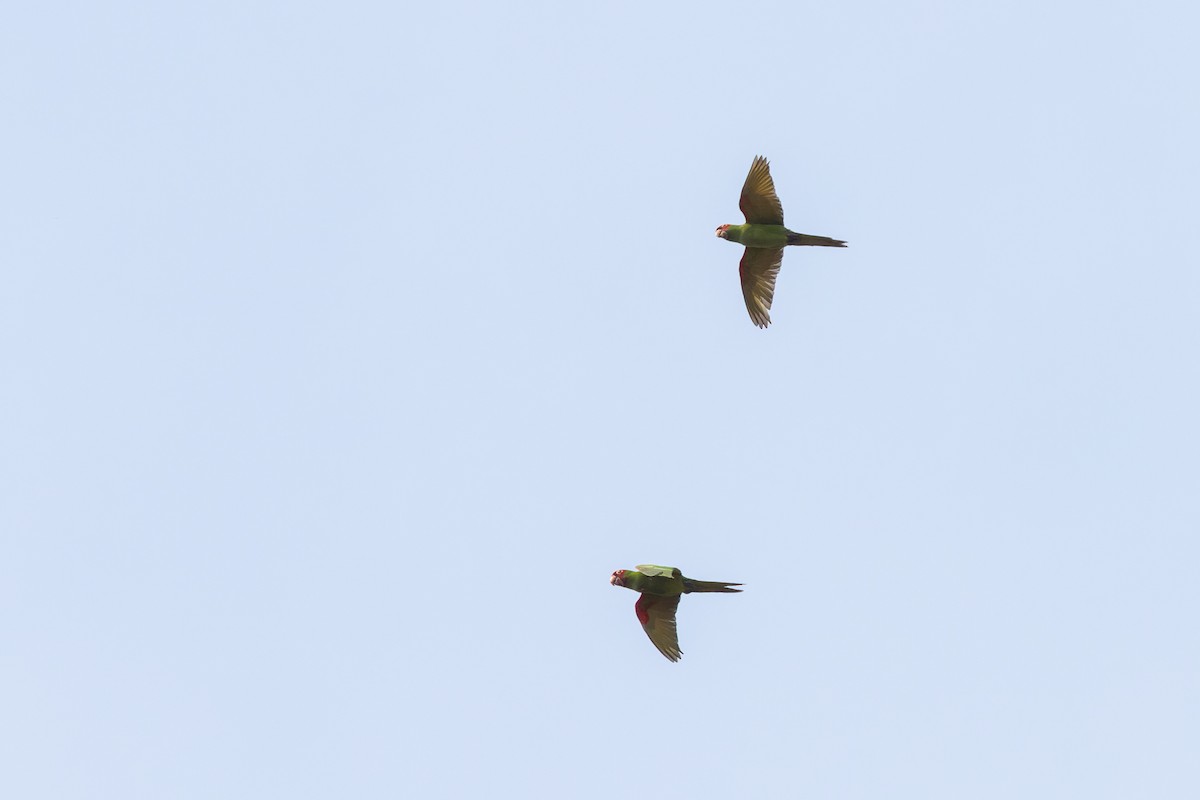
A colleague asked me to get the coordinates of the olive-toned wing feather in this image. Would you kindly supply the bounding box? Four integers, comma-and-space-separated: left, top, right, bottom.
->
739, 156, 785, 225
739, 247, 785, 328
634, 594, 682, 662
636, 564, 681, 579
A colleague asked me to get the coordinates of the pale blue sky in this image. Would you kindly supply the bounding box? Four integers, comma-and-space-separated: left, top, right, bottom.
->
3, 1, 1198, 798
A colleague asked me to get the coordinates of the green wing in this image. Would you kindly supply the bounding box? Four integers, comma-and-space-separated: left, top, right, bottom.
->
634, 594, 682, 662
739, 247, 785, 328
635, 564, 680, 578
739, 156, 785, 225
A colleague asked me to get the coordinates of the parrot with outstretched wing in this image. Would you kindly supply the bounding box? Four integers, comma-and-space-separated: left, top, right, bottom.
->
609, 564, 741, 662
716, 156, 847, 328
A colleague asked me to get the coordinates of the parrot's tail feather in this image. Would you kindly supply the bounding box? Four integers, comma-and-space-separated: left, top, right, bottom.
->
683, 579, 743, 593
786, 232, 847, 247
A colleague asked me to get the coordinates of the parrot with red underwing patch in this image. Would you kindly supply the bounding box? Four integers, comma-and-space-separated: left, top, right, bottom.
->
715, 155, 847, 328
609, 564, 742, 662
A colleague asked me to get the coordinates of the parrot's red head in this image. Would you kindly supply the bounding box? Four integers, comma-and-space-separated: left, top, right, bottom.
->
609, 569, 627, 587
715, 224, 731, 239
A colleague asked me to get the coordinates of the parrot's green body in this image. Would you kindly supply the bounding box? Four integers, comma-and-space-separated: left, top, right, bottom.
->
715, 223, 792, 249
716, 156, 847, 328
610, 564, 741, 662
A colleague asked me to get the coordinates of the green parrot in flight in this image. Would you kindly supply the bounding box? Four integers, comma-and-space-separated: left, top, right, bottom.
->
716, 155, 847, 328
609, 564, 742, 662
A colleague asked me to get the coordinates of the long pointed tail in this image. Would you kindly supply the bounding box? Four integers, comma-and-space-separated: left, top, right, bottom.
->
683, 578, 743, 593
787, 231, 847, 247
